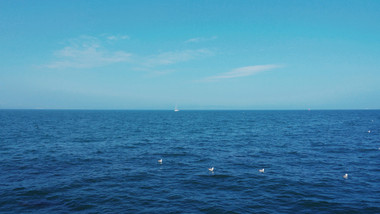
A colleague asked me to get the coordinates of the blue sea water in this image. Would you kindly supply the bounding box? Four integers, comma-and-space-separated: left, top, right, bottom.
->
0, 110, 379, 213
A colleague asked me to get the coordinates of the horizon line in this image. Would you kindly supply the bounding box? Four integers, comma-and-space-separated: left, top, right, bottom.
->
0, 108, 379, 111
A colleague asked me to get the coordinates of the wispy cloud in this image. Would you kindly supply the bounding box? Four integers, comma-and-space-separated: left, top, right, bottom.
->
44, 36, 131, 69
107, 35, 129, 41
185, 36, 217, 43
201, 64, 280, 81
143, 49, 213, 67
43, 35, 214, 74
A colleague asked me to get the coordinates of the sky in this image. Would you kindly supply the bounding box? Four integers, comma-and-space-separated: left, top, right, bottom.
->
0, 0, 379, 110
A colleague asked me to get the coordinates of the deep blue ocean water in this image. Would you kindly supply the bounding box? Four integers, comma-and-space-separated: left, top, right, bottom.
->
0, 110, 379, 213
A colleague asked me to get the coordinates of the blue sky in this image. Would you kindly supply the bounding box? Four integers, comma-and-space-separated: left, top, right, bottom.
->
1, 0, 379, 109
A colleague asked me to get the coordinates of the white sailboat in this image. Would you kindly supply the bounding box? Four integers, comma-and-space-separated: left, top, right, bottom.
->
174, 105, 179, 112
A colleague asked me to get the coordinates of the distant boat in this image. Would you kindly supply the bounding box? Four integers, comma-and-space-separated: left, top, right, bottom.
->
174, 105, 179, 112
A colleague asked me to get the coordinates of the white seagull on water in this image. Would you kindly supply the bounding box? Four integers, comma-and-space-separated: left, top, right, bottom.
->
208, 167, 214, 172
259, 168, 265, 173
343, 173, 348, 179
158, 159, 162, 164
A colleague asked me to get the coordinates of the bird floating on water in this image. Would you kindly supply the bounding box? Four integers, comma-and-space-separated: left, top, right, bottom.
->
158, 159, 162, 164
259, 168, 265, 173
208, 167, 214, 172
368, 130, 371, 133
343, 173, 348, 179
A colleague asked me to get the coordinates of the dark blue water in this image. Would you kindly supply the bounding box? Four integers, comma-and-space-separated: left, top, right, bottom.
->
0, 110, 379, 213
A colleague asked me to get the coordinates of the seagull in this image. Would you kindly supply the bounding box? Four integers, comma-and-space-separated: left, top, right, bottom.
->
259, 168, 265, 173
368, 130, 371, 133
158, 159, 162, 164
343, 173, 348, 179
208, 167, 214, 172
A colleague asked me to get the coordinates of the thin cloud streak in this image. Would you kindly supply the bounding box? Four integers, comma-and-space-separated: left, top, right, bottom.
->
45, 45, 131, 69
202, 64, 281, 81
43, 35, 214, 72
185, 36, 217, 43
44, 36, 131, 69
107, 35, 129, 41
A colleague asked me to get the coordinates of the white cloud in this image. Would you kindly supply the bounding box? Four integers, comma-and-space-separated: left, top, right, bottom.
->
143, 49, 213, 67
185, 36, 217, 43
202, 64, 280, 81
45, 37, 131, 69
107, 35, 129, 41
43, 35, 213, 73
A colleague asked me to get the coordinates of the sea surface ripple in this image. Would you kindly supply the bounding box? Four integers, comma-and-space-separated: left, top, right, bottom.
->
0, 110, 379, 213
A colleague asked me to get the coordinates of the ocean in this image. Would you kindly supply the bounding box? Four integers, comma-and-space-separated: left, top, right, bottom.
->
0, 110, 379, 213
